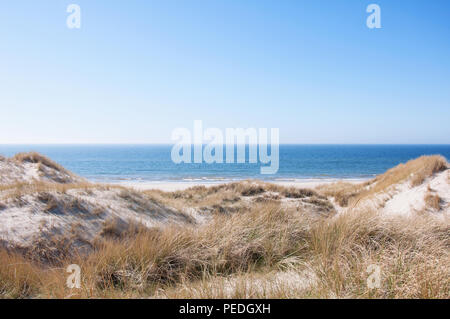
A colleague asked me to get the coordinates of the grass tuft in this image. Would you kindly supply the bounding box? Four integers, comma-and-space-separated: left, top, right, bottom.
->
13, 152, 67, 173
424, 193, 442, 211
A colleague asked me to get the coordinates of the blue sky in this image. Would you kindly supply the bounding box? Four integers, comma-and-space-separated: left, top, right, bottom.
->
0, 0, 449, 144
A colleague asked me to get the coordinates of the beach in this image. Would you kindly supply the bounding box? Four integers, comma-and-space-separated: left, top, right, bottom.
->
0, 152, 448, 299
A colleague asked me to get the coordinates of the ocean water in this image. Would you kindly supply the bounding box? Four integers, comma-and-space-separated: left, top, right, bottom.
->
0, 145, 449, 183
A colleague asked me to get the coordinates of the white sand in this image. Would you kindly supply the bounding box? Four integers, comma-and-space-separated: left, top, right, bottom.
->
338, 170, 450, 218
382, 169, 450, 217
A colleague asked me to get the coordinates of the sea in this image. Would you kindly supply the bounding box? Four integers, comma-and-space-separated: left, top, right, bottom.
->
0, 145, 449, 184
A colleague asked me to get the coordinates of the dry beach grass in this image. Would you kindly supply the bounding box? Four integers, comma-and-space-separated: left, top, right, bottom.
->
0, 153, 448, 298
1, 204, 448, 298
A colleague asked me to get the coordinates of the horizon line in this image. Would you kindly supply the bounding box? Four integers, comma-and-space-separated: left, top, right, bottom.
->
0, 143, 449, 146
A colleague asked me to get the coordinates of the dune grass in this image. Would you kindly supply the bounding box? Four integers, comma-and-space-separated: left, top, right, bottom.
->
424, 193, 442, 211
13, 152, 67, 173
0, 181, 99, 201
0, 202, 448, 299
144, 180, 333, 215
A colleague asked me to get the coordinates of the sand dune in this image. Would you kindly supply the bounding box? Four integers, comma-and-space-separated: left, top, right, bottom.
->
0, 153, 448, 249
0, 153, 448, 298
0, 154, 193, 250
0, 152, 83, 185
